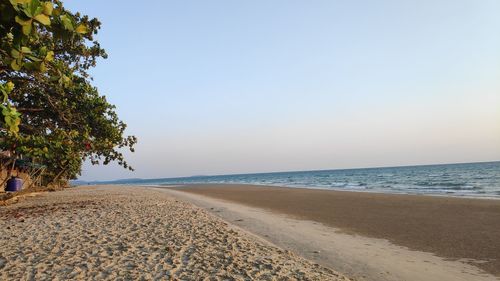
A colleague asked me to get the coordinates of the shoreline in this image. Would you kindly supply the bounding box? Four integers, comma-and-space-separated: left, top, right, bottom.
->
169, 183, 500, 277
141, 183, 500, 200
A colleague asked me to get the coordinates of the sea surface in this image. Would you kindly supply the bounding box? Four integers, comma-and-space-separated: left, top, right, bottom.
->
101, 161, 500, 198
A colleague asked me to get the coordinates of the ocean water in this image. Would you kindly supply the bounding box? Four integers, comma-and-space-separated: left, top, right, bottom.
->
115, 161, 500, 198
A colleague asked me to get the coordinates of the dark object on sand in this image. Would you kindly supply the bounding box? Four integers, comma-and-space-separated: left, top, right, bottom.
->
5, 176, 23, 192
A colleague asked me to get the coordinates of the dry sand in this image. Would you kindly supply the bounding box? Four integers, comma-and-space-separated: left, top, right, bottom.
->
171, 184, 500, 279
0, 185, 350, 280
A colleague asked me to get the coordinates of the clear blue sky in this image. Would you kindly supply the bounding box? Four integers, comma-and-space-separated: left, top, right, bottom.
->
65, 0, 500, 181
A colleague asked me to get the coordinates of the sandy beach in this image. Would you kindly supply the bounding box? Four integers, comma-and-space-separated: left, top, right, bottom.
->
169, 184, 500, 280
0, 185, 349, 280
2, 184, 499, 281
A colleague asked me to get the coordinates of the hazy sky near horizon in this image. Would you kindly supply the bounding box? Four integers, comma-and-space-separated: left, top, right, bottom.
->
65, 0, 500, 181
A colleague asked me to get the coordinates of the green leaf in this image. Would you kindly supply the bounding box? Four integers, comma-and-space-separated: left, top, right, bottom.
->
45, 51, 54, 62
22, 23, 32, 35
9, 0, 31, 4
21, 46, 31, 53
15, 15, 33, 34
2, 106, 21, 133
42, 1, 53, 15
24, 0, 43, 18
34, 14, 50, 25
10, 59, 22, 71
60, 14, 74, 31
15, 15, 31, 25
39, 46, 47, 56
39, 61, 47, 72
75, 24, 88, 34
23, 62, 36, 70
6, 82, 15, 93
26, 55, 41, 62
9, 0, 31, 12
10, 49, 20, 58
1, 92, 7, 104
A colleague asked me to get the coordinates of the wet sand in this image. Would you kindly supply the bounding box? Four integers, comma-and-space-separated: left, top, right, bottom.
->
173, 184, 500, 276
0, 185, 349, 280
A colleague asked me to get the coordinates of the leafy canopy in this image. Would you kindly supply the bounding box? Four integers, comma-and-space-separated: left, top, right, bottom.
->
0, 0, 137, 183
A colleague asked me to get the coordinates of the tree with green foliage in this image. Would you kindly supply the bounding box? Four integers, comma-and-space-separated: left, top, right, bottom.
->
0, 0, 136, 185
